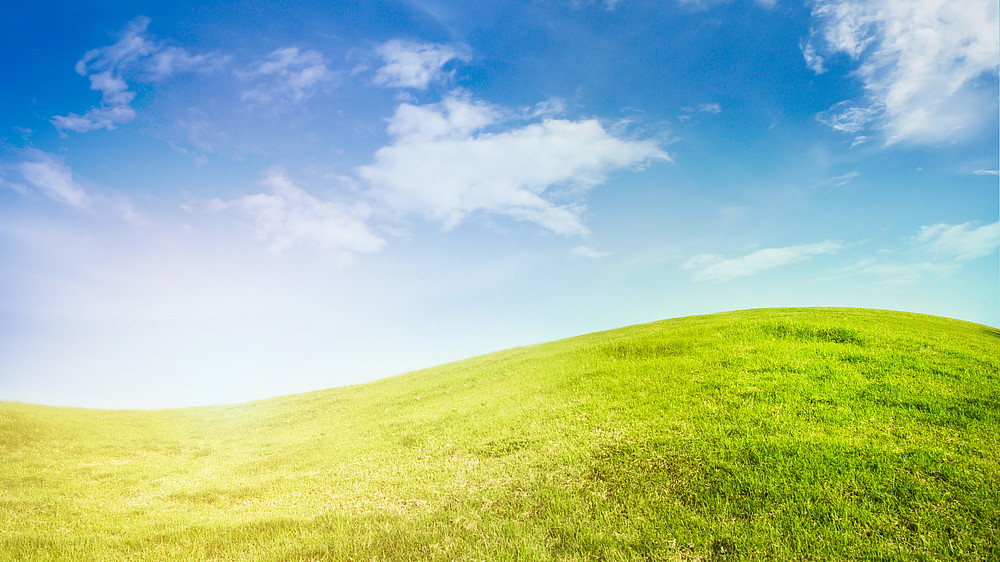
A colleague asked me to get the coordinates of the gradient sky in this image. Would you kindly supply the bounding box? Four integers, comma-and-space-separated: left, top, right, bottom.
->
1, 0, 997, 409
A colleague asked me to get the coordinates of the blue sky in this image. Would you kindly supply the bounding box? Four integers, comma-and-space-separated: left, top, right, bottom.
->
1, 0, 997, 409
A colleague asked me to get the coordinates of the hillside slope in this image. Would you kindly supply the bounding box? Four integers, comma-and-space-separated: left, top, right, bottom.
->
2, 308, 998, 560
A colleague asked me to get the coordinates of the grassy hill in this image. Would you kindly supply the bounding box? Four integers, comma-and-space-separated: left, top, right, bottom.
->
2, 307, 998, 560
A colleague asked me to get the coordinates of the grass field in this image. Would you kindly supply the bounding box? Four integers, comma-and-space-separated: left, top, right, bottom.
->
2, 307, 998, 560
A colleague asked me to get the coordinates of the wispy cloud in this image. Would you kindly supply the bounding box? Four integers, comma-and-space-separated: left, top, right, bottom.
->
823, 170, 859, 189
679, 102, 722, 121
571, 246, 612, 259
527, 98, 568, 119
972, 169, 999, 176
240, 47, 337, 104
174, 119, 227, 154
373, 40, 470, 89
569, 0, 626, 10
800, 40, 826, 74
147, 46, 228, 79
838, 221, 999, 283
51, 106, 137, 135
52, 16, 227, 133
916, 221, 1000, 263
835, 257, 933, 284
211, 169, 384, 260
14, 152, 91, 210
675, 0, 774, 10
810, 0, 999, 145
815, 101, 880, 135
357, 92, 669, 235
51, 15, 150, 132
682, 240, 844, 282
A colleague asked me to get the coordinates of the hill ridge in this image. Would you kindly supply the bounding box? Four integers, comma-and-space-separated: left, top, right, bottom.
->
2, 307, 998, 560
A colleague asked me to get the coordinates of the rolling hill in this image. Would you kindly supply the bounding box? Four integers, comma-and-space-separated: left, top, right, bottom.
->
2, 307, 998, 560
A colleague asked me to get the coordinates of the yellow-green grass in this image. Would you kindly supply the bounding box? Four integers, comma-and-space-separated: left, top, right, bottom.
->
2, 307, 998, 560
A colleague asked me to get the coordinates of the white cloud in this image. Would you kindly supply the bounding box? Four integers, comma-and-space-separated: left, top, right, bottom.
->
373, 40, 470, 89
212, 169, 384, 260
87, 71, 134, 106
810, 0, 1000, 144
52, 16, 227, 132
16, 153, 91, 210
148, 46, 229, 79
679, 102, 723, 121
571, 246, 613, 259
569, 0, 625, 9
801, 40, 827, 74
815, 100, 880, 134
683, 240, 844, 281
356, 93, 669, 235
74, 16, 158, 76
527, 98, 568, 119
386, 94, 500, 141
836, 221, 998, 284
835, 257, 934, 284
51, 106, 138, 133
827, 170, 859, 188
175, 119, 227, 153
916, 221, 999, 262
972, 169, 999, 176
241, 47, 337, 104
675, 0, 774, 10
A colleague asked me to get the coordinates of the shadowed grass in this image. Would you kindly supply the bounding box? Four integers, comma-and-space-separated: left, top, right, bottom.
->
1, 308, 998, 560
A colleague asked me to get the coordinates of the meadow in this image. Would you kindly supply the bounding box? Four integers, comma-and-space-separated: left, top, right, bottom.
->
1, 307, 998, 560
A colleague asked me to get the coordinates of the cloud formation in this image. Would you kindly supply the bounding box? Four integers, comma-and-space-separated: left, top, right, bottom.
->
810, 0, 999, 144
373, 40, 470, 89
916, 221, 999, 263
212, 169, 384, 260
52, 16, 227, 133
571, 246, 612, 259
815, 101, 880, 135
674, 0, 774, 10
357, 93, 669, 235
822, 170, 859, 189
15, 152, 91, 210
679, 102, 722, 121
838, 221, 998, 283
241, 47, 337, 104
800, 39, 827, 74
683, 240, 844, 281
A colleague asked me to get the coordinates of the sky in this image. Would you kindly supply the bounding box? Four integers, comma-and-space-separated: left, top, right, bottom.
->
1, 0, 997, 409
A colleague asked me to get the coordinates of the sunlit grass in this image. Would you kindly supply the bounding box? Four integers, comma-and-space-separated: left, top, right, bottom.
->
2, 308, 998, 560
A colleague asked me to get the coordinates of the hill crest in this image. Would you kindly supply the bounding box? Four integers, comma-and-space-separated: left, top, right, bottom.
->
2, 307, 998, 560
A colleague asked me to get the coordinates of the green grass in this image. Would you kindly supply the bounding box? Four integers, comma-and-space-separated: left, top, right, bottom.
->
2, 307, 998, 560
